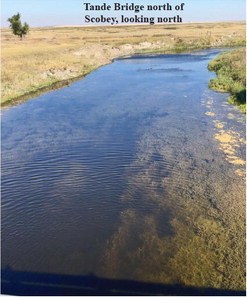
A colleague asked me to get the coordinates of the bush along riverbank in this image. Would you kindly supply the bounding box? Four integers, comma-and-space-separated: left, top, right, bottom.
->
2, 22, 246, 108
208, 48, 246, 113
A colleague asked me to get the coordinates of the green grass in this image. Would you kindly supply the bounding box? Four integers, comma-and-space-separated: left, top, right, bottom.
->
2, 22, 246, 107
208, 48, 246, 113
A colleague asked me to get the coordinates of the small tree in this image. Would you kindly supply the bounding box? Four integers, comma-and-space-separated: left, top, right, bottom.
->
8, 13, 29, 40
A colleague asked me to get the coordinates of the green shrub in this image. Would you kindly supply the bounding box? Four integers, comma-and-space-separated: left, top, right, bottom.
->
208, 48, 246, 113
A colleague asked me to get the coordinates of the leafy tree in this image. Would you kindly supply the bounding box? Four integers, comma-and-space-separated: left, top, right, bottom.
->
8, 13, 29, 40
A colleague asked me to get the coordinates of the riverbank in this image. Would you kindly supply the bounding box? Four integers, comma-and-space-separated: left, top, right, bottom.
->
2, 22, 246, 107
208, 48, 246, 113
2, 49, 246, 292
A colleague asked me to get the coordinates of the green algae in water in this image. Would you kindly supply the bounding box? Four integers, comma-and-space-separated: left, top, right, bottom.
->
2, 49, 245, 293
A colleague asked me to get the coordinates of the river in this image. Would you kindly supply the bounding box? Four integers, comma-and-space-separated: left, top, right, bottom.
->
1, 49, 246, 292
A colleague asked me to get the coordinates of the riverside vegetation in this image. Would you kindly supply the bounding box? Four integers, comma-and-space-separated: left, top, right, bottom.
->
2, 49, 246, 292
208, 48, 246, 113
1, 22, 246, 107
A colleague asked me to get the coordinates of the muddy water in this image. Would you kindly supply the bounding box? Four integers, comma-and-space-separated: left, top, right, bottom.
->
2, 49, 245, 291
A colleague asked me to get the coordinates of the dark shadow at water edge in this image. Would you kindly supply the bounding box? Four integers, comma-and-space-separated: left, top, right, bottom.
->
1, 267, 245, 296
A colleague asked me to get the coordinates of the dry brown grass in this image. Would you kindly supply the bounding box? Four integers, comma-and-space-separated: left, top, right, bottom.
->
1, 22, 246, 106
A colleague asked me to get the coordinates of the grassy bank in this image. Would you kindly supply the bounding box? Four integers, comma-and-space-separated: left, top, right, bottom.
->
208, 48, 246, 113
1, 22, 246, 107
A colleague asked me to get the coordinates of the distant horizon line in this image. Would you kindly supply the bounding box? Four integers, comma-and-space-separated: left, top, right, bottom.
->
1, 20, 246, 29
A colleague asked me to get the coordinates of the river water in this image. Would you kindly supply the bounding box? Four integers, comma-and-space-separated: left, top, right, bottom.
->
2, 49, 246, 291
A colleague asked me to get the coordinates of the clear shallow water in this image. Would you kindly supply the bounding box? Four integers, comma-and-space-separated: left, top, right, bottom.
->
2, 49, 246, 290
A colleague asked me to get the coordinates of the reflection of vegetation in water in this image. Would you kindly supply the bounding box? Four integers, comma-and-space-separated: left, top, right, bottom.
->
208, 48, 246, 113
102, 116, 245, 291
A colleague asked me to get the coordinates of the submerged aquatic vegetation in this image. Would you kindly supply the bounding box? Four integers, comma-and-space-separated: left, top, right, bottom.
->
102, 102, 246, 291
208, 48, 246, 113
2, 48, 245, 293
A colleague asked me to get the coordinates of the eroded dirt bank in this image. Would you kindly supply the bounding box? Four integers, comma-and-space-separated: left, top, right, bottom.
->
2, 22, 246, 107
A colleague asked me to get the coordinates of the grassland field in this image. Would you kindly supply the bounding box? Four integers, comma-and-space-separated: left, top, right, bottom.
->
1, 22, 246, 107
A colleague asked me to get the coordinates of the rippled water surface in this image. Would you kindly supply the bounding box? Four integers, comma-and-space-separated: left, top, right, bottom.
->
2, 49, 246, 291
